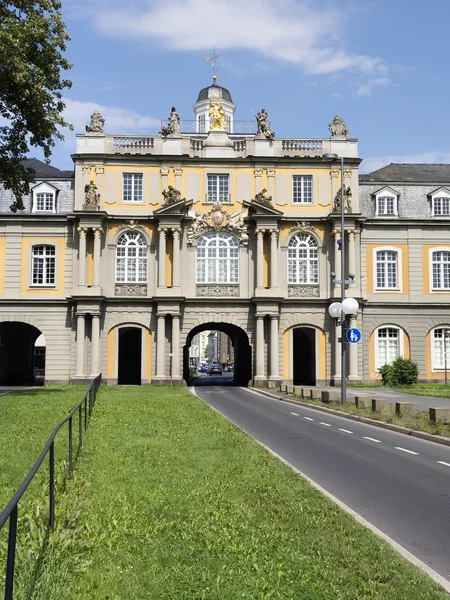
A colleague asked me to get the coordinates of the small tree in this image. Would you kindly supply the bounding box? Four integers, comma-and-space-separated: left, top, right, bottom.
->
204, 344, 209, 358
379, 358, 419, 386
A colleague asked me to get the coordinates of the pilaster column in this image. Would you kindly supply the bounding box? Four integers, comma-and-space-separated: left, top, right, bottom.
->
158, 228, 167, 288
349, 335, 358, 381
269, 315, 280, 379
160, 167, 169, 199
255, 315, 265, 379
75, 313, 86, 377
172, 228, 181, 288
347, 229, 356, 289
267, 169, 275, 203
254, 169, 263, 194
334, 324, 341, 382
90, 314, 100, 375
156, 314, 166, 378
269, 229, 278, 289
331, 228, 341, 287
256, 229, 264, 289
93, 228, 103, 287
78, 227, 88, 286
174, 168, 183, 191
171, 314, 181, 379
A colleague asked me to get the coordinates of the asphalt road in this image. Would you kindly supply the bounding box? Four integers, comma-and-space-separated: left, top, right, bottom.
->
193, 379, 450, 582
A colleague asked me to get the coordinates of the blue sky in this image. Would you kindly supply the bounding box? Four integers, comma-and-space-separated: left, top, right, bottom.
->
46, 0, 450, 173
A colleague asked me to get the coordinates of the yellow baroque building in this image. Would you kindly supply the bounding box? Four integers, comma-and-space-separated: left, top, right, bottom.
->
0, 83, 449, 386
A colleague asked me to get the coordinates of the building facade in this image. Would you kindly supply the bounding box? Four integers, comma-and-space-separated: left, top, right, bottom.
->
0, 83, 448, 386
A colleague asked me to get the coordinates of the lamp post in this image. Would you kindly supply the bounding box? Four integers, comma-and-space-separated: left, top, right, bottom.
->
445, 329, 450, 385
323, 152, 357, 404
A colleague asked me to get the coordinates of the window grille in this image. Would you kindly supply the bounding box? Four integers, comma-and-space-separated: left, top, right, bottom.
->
287, 233, 318, 284
115, 231, 147, 282
196, 232, 239, 283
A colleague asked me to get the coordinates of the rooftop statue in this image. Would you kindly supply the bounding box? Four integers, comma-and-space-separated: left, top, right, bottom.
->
162, 185, 184, 205
254, 188, 273, 205
209, 97, 226, 130
85, 111, 105, 134
160, 106, 181, 137
84, 180, 100, 208
333, 185, 352, 212
329, 115, 349, 139
255, 108, 275, 140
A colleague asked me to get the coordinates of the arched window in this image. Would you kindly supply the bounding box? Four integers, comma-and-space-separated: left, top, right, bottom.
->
115, 231, 147, 283
432, 328, 450, 370
376, 326, 402, 369
196, 232, 239, 284
432, 251, 450, 290
32, 245, 56, 285
288, 233, 318, 284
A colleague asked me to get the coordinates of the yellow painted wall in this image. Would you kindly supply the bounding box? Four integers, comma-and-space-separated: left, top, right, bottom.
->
20, 237, 65, 295
422, 244, 450, 295
108, 328, 115, 379
365, 244, 409, 295
87, 233, 94, 286
273, 168, 332, 211
145, 329, 152, 380
283, 330, 289, 379
319, 330, 326, 380
166, 234, 173, 287
0, 237, 5, 294
263, 234, 269, 288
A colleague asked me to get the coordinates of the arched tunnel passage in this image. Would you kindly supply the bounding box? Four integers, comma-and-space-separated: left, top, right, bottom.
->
183, 322, 252, 386
0, 322, 45, 385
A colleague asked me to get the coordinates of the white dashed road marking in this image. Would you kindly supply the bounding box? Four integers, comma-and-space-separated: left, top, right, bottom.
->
290, 412, 299, 416
363, 436, 382, 443
339, 428, 354, 434
395, 447, 419, 455
437, 461, 450, 467
303, 416, 314, 421
320, 422, 332, 427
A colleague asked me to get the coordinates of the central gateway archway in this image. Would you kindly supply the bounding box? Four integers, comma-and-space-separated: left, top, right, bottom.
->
183, 322, 252, 386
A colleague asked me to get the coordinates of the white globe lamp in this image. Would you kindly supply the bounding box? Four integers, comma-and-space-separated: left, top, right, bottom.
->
341, 297, 359, 315
328, 302, 342, 319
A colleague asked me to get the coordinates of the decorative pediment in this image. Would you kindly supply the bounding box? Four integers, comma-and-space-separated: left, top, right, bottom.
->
371, 186, 399, 198
154, 196, 193, 215
243, 196, 283, 216
428, 187, 450, 198
289, 221, 317, 235
187, 203, 249, 246
31, 181, 58, 194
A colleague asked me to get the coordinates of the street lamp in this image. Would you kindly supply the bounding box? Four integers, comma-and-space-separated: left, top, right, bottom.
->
323, 152, 357, 404
444, 329, 450, 385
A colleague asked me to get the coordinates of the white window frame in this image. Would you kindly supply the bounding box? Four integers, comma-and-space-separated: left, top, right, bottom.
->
431, 327, 450, 371
375, 325, 404, 370
31, 182, 57, 213
196, 232, 239, 284
373, 246, 402, 292
31, 244, 56, 287
431, 195, 450, 217
115, 231, 148, 283
430, 247, 450, 292
373, 187, 399, 218
291, 175, 313, 205
287, 233, 319, 284
205, 172, 231, 204
121, 173, 144, 204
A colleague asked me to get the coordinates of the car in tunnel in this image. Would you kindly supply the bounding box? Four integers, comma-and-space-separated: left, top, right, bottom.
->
207, 363, 223, 375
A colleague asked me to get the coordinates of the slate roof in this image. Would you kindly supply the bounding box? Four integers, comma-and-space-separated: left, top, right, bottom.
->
21, 158, 74, 179
360, 163, 450, 183
196, 83, 233, 103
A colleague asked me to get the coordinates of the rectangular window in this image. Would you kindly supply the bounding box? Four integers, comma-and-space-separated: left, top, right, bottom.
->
377, 328, 400, 368
226, 115, 232, 132
32, 245, 56, 286
35, 193, 55, 212
433, 197, 450, 216
433, 329, 450, 369
432, 251, 450, 289
198, 114, 206, 133
123, 173, 143, 202
377, 197, 395, 215
206, 174, 230, 203
292, 175, 313, 204
376, 250, 398, 289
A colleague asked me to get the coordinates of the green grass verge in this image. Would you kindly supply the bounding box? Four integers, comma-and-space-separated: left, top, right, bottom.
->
290, 395, 450, 438
347, 383, 450, 398
25, 386, 448, 599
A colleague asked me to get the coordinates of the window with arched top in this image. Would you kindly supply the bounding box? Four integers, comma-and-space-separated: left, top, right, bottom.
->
288, 233, 319, 284
432, 328, 450, 370
196, 232, 239, 284
375, 326, 403, 369
115, 231, 147, 283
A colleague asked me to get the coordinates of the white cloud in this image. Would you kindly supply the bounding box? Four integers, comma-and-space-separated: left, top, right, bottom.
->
71, 0, 388, 79
356, 77, 392, 97
361, 151, 450, 174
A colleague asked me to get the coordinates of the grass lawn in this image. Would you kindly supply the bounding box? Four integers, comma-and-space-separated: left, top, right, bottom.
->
23, 386, 448, 599
347, 383, 450, 398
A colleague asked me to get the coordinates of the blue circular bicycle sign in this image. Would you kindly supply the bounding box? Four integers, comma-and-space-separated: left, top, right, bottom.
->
346, 328, 362, 343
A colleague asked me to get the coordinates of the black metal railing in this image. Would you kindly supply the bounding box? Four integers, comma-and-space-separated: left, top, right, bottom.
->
0, 374, 102, 599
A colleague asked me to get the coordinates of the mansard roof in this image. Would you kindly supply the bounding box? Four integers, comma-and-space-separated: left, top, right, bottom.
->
360, 163, 450, 183
21, 158, 74, 179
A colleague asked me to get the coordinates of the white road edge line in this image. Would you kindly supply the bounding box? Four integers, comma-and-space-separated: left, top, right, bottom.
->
395, 447, 419, 455
303, 416, 314, 421
363, 436, 382, 443
319, 422, 332, 427
339, 428, 354, 434
437, 461, 450, 467
190, 386, 450, 594
290, 412, 299, 416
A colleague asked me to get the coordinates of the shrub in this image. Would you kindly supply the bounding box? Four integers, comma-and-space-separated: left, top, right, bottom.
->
379, 358, 419, 386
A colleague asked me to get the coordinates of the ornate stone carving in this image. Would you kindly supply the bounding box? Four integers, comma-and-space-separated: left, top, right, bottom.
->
329, 115, 349, 139
333, 186, 352, 212
209, 98, 226, 130
331, 228, 341, 240
115, 284, 147, 296
83, 180, 100, 209
86, 111, 105, 134
330, 169, 339, 178
160, 167, 169, 176
288, 285, 320, 297
267, 169, 275, 177
162, 186, 185, 205
95, 166, 104, 174
160, 106, 181, 137
254, 169, 264, 177
253, 188, 273, 206
82, 165, 92, 174
174, 168, 183, 176
187, 204, 249, 246
289, 221, 317, 235
344, 169, 352, 179
255, 108, 275, 140
196, 284, 239, 297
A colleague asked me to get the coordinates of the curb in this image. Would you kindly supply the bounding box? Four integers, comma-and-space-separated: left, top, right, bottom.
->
250, 387, 450, 448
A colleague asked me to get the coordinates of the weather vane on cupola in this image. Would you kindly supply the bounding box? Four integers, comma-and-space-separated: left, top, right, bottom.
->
206, 47, 223, 84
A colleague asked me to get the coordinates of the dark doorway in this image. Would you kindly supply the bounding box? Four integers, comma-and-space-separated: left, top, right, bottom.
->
118, 327, 142, 385
0, 322, 42, 385
293, 328, 316, 386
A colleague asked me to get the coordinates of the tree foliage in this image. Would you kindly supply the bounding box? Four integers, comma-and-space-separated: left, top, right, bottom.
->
0, 0, 72, 211
379, 357, 419, 386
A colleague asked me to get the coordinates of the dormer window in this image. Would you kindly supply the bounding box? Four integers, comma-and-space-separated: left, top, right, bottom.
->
433, 197, 450, 216
31, 182, 57, 213
374, 187, 398, 217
